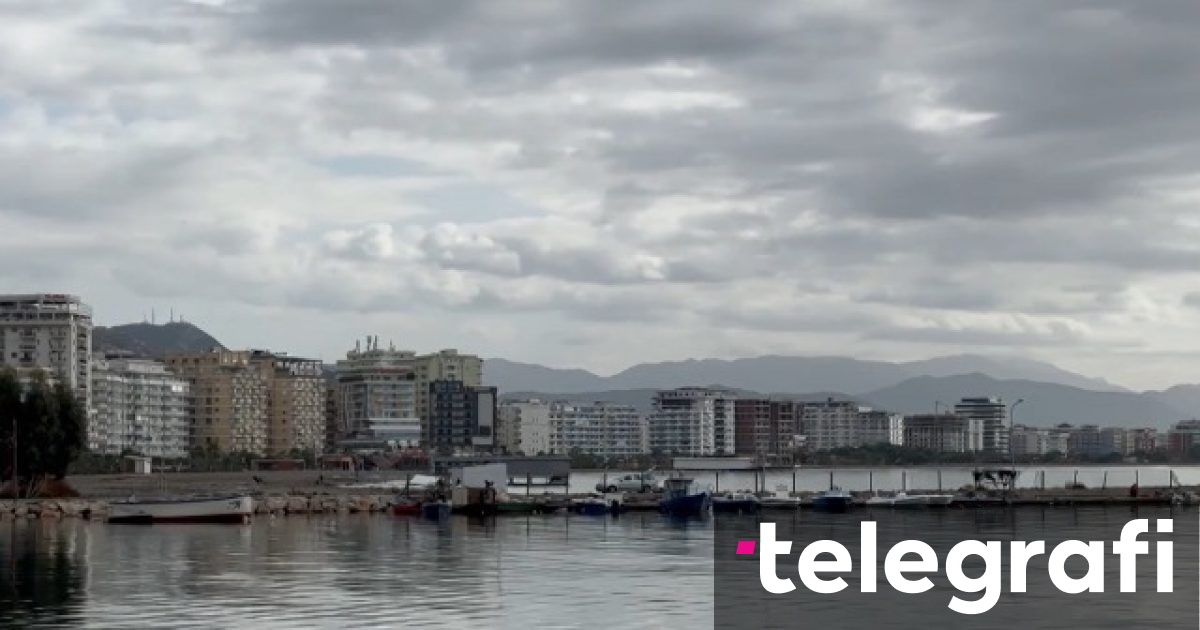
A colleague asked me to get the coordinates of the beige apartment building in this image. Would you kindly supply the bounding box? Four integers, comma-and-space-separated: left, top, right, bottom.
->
166, 349, 325, 455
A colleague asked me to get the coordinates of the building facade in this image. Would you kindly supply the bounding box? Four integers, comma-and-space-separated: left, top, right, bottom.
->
799, 399, 863, 452
902, 414, 969, 453
262, 353, 325, 455
0, 294, 93, 409
90, 354, 190, 458
167, 349, 324, 455
1167, 420, 1200, 456
553, 402, 644, 459
335, 338, 482, 447
954, 397, 1008, 454
648, 388, 735, 456
858, 409, 904, 447
428, 380, 496, 454
498, 399, 554, 456
167, 350, 270, 455
335, 340, 420, 446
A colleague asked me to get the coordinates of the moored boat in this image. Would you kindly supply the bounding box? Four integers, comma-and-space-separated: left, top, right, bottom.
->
390, 497, 422, 516
712, 493, 761, 514
865, 492, 927, 509
422, 500, 451, 520
108, 494, 253, 524
908, 493, 955, 506
570, 495, 615, 516
659, 478, 710, 517
812, 488, 854, 513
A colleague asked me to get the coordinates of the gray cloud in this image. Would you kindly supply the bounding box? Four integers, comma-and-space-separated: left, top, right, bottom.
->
3, 0, 1200, 388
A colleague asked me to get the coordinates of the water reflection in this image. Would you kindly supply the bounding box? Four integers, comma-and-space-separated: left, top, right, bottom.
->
0, 520, 87, 628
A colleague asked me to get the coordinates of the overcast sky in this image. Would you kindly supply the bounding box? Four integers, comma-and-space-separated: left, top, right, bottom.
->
3, 1, 1200, 390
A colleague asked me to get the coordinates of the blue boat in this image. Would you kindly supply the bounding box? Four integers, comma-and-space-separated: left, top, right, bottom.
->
422, 500, 451, 520
659, 478, 711, 517
812, 488, 854, 513
570, 496, 614, 516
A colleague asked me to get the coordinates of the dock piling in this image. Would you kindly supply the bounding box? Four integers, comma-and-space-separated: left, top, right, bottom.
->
937, 469, 942, 492
829, 470, 834, 491
792, 470, 796, 494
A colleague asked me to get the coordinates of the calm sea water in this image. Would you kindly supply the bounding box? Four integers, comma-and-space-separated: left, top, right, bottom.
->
0, 513, 712, 629
2, 504, 1197, 628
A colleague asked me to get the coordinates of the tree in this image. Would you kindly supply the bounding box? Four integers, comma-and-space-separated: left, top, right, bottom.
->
0, 370, 87, 497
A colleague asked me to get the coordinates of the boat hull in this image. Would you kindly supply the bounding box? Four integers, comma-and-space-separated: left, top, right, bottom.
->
391, 501, 422, 516
108, 495, 253, 524
812, 496, 854, 513
712, 499, 760, 514
660, 492, 711, 516
422, 502, 451, 519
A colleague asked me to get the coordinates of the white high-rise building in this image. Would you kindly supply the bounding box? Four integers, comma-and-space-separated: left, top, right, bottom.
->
954, 397, 1008, 454
648, 388, 736, 456
0, 294, 93, 408
90, 354, 190, 458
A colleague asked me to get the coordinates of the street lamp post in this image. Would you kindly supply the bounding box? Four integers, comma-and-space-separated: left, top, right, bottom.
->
1008, 398, 1025, 486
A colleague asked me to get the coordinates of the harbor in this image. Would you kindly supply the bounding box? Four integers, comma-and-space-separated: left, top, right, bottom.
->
3, 461, 1197, 522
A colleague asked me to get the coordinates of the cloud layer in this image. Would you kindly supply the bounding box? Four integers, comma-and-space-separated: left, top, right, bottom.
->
3, 0, 1200, 389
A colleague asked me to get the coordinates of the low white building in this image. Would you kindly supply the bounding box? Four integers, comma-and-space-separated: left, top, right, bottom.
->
90, 354, 190, 459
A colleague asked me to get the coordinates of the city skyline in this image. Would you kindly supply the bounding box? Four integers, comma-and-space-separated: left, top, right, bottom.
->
4, 3, 1200, 390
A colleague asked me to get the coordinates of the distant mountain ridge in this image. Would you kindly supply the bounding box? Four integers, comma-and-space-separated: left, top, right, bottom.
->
484, 353, 1126, 395
93, 322, 224, 357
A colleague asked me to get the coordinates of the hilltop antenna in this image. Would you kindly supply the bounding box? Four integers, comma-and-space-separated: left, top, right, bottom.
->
151, 308, 156, 325
170, 307, 174, 323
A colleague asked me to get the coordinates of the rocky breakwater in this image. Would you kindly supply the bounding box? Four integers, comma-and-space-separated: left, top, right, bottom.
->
253, 494, 393, 516
0, 499, 110, 520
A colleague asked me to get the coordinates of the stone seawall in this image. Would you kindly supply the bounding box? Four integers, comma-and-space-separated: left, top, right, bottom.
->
0, 494, 398, 520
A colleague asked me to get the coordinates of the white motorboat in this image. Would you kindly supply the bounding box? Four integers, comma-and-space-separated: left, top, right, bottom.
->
907, 493, 955, 506
108, 494, 254, 524
865, 492, 928, 508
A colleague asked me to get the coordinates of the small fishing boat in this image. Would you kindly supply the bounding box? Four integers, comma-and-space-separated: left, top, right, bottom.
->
760, 491, 801, 510
422, 500, 451, 520
712, 493, 761, 514
390, 497, 422, 516
865, 492, 927, 509
570, 495, 615, 516
659, 478, 710, 517
909, 493, 955, 507
812, 488, 854, 513
108, 494, 253, 524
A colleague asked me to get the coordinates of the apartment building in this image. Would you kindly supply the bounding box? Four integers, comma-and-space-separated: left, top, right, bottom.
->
335, 338, 482, 446
428, 380, 496, 454
903, 414, 969, 453
167, 349, 269, 454
799, 399, 863, 452
90, 353, 190, 458
167, 349, 325, 455
954, 397, 1008, 454
0, 294, 93, 409
554, 402, 644, 459
648, 387, 736, 456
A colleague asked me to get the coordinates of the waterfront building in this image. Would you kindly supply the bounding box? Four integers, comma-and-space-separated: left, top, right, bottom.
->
734, 399, 802, 463
167, 349, 325, 455
167, 349, 270, 454
648, 387, 736, 456
1099, 427, 1130, 457
261, 352, 325, 455
858, 409, 904, 447
1065, 422, 1108, 456
335, 337, 482, 446
902, 414, 969, 453
554, 401, 644, 459
324, 381, 339, 451
954, 397, 1008, 454
498, 399, 553, 455
335, 338, 420, 446
0, 294, 93, 409
1127, 428, 1158, 454
1009, 424, 1043, 457
90, 353, 190, 458
799, 399, 862, 452
1167, 419, 1200, 456
428, 380, 497, 454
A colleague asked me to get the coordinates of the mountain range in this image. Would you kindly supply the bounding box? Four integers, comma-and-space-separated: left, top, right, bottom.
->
91, 321, 1199, 429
